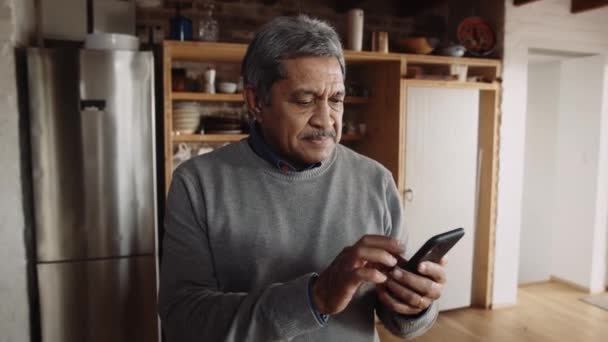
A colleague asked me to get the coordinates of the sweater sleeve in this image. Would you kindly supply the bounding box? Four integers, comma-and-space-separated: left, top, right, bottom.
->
158, 170, 324, 342
375, 172, 439, 339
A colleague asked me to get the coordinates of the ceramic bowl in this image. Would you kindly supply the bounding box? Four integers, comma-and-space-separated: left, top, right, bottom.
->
217, 82, 237, 94
438, 45, 467, 57
396, 37, 439, 54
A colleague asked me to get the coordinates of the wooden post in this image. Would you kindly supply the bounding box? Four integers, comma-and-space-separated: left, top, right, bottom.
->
513, 0, 542, 6
571, 0, 608, 13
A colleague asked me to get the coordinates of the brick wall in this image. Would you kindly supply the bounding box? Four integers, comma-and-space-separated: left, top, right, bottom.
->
137, 0, 451, 52
138, 0, 503, 56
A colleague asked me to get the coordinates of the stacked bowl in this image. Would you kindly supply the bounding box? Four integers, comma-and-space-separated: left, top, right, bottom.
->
173, 102, 201, 134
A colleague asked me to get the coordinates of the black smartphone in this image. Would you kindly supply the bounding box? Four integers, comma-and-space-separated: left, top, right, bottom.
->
395, 228, 465, 276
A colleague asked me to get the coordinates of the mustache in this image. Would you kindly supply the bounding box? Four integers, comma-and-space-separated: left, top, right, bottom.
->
300, 129, 337, 139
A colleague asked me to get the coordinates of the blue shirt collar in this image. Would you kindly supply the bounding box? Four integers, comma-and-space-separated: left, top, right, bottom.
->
247, 122, 321, 172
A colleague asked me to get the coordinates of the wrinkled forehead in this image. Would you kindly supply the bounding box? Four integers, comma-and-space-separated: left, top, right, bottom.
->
280, 56, 345, 85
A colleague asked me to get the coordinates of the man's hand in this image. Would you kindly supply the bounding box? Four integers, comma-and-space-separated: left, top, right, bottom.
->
376, 258, 447, 315
312, 235, 404, 315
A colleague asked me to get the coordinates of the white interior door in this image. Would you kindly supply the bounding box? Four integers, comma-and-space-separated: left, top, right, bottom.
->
404, 87, 480, 311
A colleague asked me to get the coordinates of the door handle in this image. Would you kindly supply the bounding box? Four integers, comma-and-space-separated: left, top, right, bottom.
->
404, 188, 414, 202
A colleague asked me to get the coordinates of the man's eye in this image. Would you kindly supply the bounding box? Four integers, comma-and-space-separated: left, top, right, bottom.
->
330, 98, 344, 104
296, 100, 313, 106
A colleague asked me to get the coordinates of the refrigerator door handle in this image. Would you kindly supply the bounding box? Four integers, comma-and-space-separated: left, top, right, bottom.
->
80, 106, 107, 248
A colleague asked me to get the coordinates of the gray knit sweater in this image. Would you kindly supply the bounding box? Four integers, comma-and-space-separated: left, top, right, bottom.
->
159, 140, 438, 341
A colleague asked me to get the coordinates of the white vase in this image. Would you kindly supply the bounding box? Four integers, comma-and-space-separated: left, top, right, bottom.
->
346, 9, 364, 51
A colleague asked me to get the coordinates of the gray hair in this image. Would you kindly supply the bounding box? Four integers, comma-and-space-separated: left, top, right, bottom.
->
241, 15, 345, 105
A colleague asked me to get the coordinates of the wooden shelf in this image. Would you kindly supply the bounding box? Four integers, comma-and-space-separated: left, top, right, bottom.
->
165, 41, 405, 64
404, 54, 501, 68
343, 49, 404, 64
172, 92, 369, 104
404, 79, 499, 90
163, 41, 500, 69
172, 133, 247, 142
165, 41, 246, 63
173, 92, 243, 102
171, 133, 364, 143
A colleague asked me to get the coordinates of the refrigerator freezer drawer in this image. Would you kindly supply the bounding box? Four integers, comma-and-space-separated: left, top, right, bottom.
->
37, 256, 158, 342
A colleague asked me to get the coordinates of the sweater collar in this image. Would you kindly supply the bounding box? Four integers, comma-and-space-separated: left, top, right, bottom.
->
247, 122, 321, 172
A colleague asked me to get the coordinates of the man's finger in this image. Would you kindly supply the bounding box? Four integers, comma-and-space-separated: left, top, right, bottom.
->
418, 261, 447, 284
353, 267, 388, 285
384, 278, 432, 309
356, 235, 404, 254
390, 267, 442, 300
376, 286, 424, 315
351, 246, 398, 268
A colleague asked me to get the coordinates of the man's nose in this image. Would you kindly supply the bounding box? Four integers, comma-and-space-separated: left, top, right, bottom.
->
309, 101, 333, 128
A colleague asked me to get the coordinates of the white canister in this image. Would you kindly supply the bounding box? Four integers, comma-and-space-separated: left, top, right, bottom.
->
202, 68, 216, 93
346, 9, 364, 51
203, 68, 216, 84
450, 64, 468, 82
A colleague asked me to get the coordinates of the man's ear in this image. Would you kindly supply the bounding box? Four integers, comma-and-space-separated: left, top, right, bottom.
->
243, 86, 264, 123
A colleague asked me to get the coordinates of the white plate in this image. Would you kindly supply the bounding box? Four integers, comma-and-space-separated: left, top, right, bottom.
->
174, 106, 199, 111
173, 115, 200, 119
206, 130, 242, 134
173, 122, 199, 127
174, 102, 199, 108
174, 114, 198, 118
173, 129, 196, 134
173, 119, 200, 124
174, 109, 199, 112
174, 122, 199, 125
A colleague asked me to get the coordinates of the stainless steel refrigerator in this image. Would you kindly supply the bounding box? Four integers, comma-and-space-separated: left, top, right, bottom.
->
26, 48, 159, 342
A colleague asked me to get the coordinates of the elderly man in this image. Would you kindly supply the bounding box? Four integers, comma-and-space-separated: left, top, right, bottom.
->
159, 15, 445, 341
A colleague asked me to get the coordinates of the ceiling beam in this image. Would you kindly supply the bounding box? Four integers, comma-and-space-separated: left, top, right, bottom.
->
513, 0, 542, 6
571, 0, 608, 13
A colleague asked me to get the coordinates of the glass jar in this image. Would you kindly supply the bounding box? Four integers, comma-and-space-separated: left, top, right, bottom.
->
198, 3, 219, 42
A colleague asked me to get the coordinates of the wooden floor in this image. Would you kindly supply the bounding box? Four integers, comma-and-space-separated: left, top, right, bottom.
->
378, 282, 608, 342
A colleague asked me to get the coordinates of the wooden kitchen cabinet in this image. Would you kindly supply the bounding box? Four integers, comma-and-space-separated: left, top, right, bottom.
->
162, 40, 501, 309
162, 41, 401, 188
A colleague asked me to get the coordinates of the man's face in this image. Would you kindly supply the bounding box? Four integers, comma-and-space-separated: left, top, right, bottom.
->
255, 56, 345, 168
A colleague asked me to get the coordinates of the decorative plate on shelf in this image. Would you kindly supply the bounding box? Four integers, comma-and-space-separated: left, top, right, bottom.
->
457, 16, 496, 56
